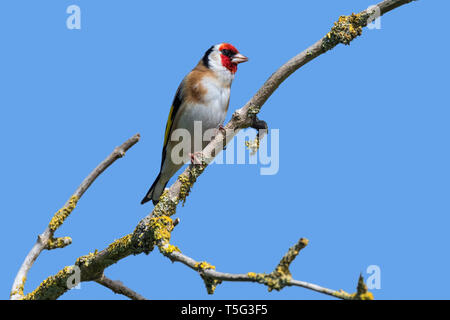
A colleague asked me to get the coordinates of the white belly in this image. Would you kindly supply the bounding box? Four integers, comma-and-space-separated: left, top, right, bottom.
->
176, 81, 229, 152
180, 102, 226, 130
161, 78, 230, 178
176, 102, 226, 151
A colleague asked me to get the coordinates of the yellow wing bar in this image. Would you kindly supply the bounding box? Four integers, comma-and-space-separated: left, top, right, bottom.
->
163, 105, 174, 147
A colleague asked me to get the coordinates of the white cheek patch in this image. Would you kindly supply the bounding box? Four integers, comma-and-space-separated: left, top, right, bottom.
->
208, 51, 226, 72
205, 46, 236, 86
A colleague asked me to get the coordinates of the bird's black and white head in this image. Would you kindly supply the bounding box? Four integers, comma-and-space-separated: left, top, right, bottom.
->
202, 43, 248, 77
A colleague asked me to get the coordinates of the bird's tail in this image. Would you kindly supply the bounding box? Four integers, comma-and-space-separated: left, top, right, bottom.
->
140, 173, 168, 205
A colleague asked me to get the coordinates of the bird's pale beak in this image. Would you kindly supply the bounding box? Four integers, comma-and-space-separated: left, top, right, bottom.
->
232, 53, 248, 64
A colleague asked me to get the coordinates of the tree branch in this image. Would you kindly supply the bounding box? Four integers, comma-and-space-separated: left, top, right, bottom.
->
15, 0, 415, 300
10, 134, 141, 300
96, 275, 147, 300
159, 238, 372, 299
157, 0, 417, 209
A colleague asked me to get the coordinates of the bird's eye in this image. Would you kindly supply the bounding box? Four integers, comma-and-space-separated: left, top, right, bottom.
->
221, 49, 233, 57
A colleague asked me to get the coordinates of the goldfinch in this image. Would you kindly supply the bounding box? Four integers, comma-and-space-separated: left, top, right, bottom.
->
141, 43, 248, 205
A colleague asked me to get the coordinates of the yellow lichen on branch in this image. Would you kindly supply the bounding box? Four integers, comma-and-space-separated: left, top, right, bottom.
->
276, 238, 309, 276
48, 195, 79, 232
248, 238, 309, 292
194, 261, 220, 294
23, 266, 76, 300
322, 12, 367, 51
149, 216, 174, 242
46, 236, 72, 250
333, 275, 374, 300
178, 162, 207, 205
201, 275, 222, 294
160, 244, 181, 254
245, 137, 260, 155
195, 261, 216, 271
76, 251, 98, 268
10, 276, 26, 298
132, 191, 181, 256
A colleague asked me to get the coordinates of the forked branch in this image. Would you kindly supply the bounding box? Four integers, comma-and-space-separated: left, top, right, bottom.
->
10, 134, 141, 300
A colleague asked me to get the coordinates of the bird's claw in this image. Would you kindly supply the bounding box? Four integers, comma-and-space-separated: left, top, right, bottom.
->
218, 124, 226, 134
189, 152, 203, 165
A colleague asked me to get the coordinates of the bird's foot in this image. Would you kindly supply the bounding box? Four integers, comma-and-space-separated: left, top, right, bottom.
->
189, 152, 204, 165
218, 124, 226, 135
213, 124, 227, 150
212, 124, 227, 138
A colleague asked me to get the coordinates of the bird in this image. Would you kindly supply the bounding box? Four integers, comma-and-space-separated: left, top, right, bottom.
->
141, 43, 248, 205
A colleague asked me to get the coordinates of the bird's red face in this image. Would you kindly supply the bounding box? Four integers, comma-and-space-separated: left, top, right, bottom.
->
219, 43, 248, 74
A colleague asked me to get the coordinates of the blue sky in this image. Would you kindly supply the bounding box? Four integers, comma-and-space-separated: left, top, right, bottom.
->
1, 0, 449, 300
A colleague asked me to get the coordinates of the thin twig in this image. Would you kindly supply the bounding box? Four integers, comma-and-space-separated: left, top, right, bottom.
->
160, 239, 346, 298
161, 240, 372, 299
161, 0, 417, 206
10, 134, 140, 300
96, 275, 147, 300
